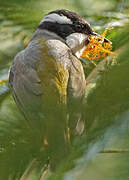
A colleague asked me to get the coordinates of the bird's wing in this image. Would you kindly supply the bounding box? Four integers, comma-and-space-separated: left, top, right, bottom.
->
66, 54, 86, 136
9, 38, 86, 151
45, 39, 86, 137
9, 39, 70, 130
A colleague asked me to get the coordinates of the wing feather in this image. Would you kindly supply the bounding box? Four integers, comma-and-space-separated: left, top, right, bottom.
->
9, 38, 86, 138
9, 39, 70, 131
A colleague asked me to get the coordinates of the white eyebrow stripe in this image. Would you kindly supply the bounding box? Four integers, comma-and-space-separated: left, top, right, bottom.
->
40, 13, 73, 25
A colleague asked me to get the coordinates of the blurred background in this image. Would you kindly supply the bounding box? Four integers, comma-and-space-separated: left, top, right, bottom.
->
0, 0, 129, 179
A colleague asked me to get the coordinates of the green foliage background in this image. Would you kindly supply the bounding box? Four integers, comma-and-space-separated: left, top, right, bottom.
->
0, 0, 129, 179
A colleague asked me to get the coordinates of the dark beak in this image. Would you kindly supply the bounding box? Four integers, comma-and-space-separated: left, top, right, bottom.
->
92, 32, 111, 43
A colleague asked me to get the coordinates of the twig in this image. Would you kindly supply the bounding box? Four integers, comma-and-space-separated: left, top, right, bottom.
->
100, 149, 129, 153
39, 164, 49, 180
20, 159, 38, 180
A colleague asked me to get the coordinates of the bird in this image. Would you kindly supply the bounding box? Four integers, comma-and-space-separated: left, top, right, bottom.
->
8, 9, 108, 169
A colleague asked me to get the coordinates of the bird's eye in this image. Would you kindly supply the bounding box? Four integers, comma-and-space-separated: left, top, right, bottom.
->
76, 24, 81, 29
75, 24, 85, 32
75, 24, 82, 31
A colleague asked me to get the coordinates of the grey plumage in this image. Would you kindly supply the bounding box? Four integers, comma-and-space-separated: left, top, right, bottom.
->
9, 10, 90, 169
9, 29, 86, 126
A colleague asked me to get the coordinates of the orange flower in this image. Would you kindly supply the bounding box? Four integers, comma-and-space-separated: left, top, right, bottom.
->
81, 26, 116, 62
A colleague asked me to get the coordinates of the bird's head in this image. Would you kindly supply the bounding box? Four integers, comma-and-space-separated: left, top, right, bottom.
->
38, 9, 110, 58
37, 9, 93, 58
38, 9, 93, 38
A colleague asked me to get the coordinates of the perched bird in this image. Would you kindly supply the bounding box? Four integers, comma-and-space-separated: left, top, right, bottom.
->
9, 9, 107, 168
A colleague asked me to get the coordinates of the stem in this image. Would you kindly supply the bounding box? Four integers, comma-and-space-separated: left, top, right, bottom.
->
100, 149, 129, 153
